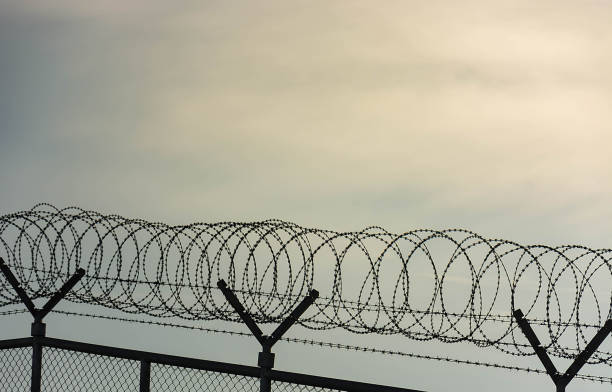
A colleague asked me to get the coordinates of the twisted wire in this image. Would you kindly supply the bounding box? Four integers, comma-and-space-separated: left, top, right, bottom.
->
1, 204, 611, 369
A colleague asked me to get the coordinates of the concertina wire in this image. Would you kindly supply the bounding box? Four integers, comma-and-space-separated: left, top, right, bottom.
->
0, 204, 610, 368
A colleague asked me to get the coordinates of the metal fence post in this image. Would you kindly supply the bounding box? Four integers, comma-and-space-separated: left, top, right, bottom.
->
31, 323, 45, 392
0, 258, 86, 392
217, 280, 318, 392
140, 361, 151, 392
31, 339, 42, 392
258, 344, 273, 392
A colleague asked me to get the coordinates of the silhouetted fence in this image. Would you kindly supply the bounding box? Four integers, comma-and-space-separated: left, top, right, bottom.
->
0, 336, 422, 392
0, 259, 422, 392
2, 205, 612, 392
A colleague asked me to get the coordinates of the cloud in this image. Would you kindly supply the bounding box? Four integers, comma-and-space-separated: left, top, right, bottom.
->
1, 0, 612, 245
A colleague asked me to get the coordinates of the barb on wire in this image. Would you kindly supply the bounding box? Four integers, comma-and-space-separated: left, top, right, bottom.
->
0, 204, 611, 371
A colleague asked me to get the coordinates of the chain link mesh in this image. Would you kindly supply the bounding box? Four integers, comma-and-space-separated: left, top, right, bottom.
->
0, 344, 399, 392
41, 347, 139, 392
152, 363, 259, 392
0, 347, 31, 392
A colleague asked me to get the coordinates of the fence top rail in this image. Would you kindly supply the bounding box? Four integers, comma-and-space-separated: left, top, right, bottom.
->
38, 336, 260, 377
0, 337, 33, 350
0, 337, 424, 392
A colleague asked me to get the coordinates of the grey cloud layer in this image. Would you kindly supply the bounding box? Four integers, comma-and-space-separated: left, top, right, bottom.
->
1, 0, 611, 245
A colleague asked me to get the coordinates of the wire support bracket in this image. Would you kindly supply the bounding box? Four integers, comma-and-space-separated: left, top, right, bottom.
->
217, 279, 319, 392
0, 257, 85, 337
513, 309, 612, 392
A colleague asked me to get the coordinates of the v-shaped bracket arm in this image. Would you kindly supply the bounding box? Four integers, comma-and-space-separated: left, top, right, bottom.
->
216, 280, 319, 392
0, 257, 85, 335
217, 279, 319, 349
513, 309, 612, 392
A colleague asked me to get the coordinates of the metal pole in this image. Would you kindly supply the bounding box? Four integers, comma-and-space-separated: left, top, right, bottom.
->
30, 317, 46, 392
217, 280, 319, 392
140, 361, 151, 392
31, 340, 42, 392
258, 344, 274, 392
0, 260, 85, 392
260, 369, 271, 392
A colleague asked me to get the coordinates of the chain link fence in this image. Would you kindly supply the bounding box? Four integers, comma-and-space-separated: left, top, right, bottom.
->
41, 347, 140, 392
0, 338, 418, 392
0, 346, 31, 392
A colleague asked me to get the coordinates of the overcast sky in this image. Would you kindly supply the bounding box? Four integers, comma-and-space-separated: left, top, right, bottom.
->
1, 1, 612, 391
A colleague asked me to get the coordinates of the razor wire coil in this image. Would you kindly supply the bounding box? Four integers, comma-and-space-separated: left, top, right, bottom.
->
1, 204, 611, 367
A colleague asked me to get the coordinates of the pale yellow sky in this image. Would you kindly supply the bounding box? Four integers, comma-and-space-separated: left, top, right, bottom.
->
2, 1, 611, 249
